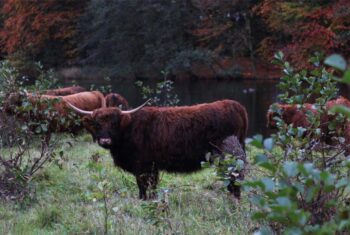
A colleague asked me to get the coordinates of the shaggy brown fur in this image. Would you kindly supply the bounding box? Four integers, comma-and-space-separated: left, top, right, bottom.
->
3, 91, 106, 133
267, 97, 350, 154
266, 103, 317, 129
105, 93, 129, 110
326, 96, 350, 153
44, 86, 86, 96
81, 99, 248, 199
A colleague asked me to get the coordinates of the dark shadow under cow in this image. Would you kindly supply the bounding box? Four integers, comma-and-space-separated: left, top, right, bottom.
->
68, 99, 248, 199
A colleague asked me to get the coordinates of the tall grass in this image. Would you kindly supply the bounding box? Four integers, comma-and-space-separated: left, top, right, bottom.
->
0, 134, 257, 235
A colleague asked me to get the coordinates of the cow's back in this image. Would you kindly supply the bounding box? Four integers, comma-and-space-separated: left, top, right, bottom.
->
63, 91, 105, 110
45, 86, 86, 96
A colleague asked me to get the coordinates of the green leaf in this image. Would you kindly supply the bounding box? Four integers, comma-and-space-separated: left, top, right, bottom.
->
330, 105, 350, 118
259, 162, 277, 173
254, 154, 268, 164
263, 138, 274, 151
261, 178, 274, 192
336, 178, 349, 188
201, 161, 210, 168
249, 139, 263, 149
274, 51, 284, 61
40, 124, 48, 132
324, 54, 347, 71
283, 161, 298, 177
247, 134, 264, 148
276, 197, 292, 208
235, 159, 245, 171
253, 227, 271, 235
343, 70, 350, 84
297, 127, 306, 138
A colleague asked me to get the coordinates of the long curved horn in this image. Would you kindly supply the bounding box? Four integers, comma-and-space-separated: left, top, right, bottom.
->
121, 99, 152, 114
66, 101, 93, 115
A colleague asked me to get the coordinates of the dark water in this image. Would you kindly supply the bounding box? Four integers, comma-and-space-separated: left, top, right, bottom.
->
61, 78, 279, 137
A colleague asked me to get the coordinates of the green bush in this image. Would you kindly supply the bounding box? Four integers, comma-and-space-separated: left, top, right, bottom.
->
135, 71, 179, 107
245, 53, 350, 234
0, 60, 66, 201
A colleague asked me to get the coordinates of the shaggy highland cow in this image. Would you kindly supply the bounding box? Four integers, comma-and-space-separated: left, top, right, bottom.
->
267, 97, 350, 154
3, 91, 106, 134
68, 99, 248, 199
266, 103, 318, 129
105, 93, 129, 110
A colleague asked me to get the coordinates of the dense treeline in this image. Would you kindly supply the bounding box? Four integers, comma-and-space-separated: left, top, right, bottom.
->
0, 0, 349, 79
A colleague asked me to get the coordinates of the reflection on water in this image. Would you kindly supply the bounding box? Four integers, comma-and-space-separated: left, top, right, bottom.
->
62, 78, 279, 136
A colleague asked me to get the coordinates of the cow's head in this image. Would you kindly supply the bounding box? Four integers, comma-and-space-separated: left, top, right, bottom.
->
266, 104, 281, 129
67, 100, 150, 149
105, 93, 129, 110
267, 104, 299, 129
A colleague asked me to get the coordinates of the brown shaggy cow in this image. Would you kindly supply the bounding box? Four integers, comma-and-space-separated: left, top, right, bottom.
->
44, 86, 86, 96
267, 97, 350, 153
105, 93, 129, 110
68, 99, 248, 199
266, 103, 318, 129
3, 91, 106, 133
326, 96, 350, 153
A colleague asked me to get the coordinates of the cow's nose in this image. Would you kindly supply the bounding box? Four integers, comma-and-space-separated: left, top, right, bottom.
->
99, 138, 112, 145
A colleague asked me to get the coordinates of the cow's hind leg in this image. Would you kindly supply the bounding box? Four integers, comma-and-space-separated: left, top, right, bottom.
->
148, 170, 159, 199
220, 135, 247, 199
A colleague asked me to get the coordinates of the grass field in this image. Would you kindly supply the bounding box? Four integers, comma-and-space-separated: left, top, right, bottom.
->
0, 134, 258, 235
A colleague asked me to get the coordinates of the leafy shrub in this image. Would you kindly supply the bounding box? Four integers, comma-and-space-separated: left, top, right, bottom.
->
201, 135, 247, 198
245, 53, 350, 234
0, 60, 66, 201
135, 72, 179, 107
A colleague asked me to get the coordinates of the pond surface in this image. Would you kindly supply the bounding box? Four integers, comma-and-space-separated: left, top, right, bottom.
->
61, 78, 280, 136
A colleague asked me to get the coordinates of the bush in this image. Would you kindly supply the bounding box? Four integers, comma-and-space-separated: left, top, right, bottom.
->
245, 53, 350, 234
0, 60, 65, 201
135, 72, 179, 107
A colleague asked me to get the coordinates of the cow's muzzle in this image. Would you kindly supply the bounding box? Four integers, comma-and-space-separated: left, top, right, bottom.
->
98, 138, 112, 147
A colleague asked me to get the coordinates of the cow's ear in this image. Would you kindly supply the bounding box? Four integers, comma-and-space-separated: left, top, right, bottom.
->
120, 114, 131, 129
284, 105, 297, 116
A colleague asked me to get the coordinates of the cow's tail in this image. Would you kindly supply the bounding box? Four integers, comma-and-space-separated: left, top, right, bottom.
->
238, 104, 248, 152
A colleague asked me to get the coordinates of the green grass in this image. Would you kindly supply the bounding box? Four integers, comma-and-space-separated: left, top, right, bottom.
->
0, 134, 258, 235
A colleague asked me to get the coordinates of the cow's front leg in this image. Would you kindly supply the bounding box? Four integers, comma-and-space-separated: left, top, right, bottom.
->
136, 170, 159, 200
136, 174, 148, 200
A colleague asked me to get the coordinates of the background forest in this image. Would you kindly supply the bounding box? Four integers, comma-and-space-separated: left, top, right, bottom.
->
1, 0, 349, 80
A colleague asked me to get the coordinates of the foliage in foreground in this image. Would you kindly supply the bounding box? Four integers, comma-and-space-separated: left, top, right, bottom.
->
0, 60, 67, 201
244, 53, 350, 235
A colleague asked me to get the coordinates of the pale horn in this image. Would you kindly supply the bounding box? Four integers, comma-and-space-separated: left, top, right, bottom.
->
121, 99, 152, 114
66, 101, 93, 115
